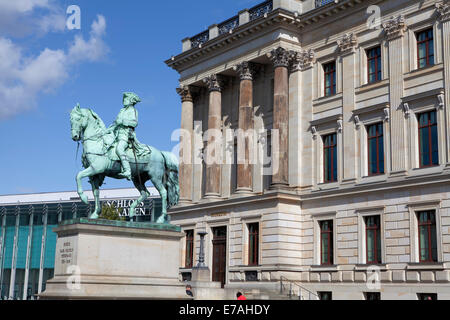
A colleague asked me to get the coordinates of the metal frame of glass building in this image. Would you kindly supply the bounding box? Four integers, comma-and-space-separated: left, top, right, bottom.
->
0, 188, 161, 300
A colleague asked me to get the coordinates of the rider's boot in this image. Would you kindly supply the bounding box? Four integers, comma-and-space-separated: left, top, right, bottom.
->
119, 156, 132, 181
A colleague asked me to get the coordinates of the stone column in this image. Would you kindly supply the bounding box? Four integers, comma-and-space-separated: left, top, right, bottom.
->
268, 47, 290, 188
436, 3, 450, 167
338, 33, 359, 182
203, 74, 224, 199
290, 49, 316, 189
383, 16, 408, 175
176, 86, 194, 203
234, 61, 256, 194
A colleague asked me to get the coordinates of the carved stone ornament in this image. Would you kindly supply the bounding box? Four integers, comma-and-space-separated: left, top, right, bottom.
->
383, 15, 407, 40
402, 102, 410, 117
437, 93, 445, 109
176, 86, 193, 103
290, 49, 316, 72
436, 2, 450, 22
354, 115, 361, 129
203, 74, 224, 92
337, 118, 343, 132
337, 33, 358, 54
383, 107, 390, 121
267, 47, 291, 68
233, 61, 256, 81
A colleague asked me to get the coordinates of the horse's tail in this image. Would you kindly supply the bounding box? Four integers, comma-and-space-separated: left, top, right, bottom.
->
161, 151, 180, 208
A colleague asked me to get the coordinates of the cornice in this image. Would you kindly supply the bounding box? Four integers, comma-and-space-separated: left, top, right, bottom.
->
165, 0, 369, 71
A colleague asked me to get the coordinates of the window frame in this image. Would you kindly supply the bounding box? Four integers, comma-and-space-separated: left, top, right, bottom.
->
365, 215, 382, 264
366, 46, 382, 84
247, 223, 259, 266
417, 210, 438, 263
416, 28, 434, 69
323, 61, 337, 97
320, 220, 334, 265
184, 229, 194, 268
323, 133, 338, 183
417, 110, 439, 168
367, 122, 385, 176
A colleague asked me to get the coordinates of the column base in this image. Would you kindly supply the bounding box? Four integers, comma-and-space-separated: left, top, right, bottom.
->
235, 187, 254, 196
204, 193, 221, 200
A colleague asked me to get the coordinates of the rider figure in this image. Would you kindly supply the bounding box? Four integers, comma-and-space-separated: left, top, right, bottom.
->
110, 92, 141, 181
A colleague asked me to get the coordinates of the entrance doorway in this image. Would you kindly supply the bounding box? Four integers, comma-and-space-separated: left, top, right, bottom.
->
212, 226, 227, 288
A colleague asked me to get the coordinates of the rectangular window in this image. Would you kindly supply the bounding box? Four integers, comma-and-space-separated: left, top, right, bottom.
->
365, 292, 381, 300
323, 133, 337, 183
323, 61, 336, 96
418, 110, 439, 168
185, 230, 194, 268
320, 220, 334, 265
367, 46, 382, 83
367, 123, 384, 176
416, 28, 434, 69
418, 293, 437, 300
417, 211, 438, 263
318, 291, 332, 300
365, 216, 382, 264
248, 223, 259, 266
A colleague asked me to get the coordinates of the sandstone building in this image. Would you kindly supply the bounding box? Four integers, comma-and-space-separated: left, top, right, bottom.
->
166, 0, 450, 299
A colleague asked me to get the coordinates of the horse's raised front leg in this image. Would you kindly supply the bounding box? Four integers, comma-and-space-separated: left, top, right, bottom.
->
129, 180, 150, 219
76, 166, 97, 205
89, 176, 102, 219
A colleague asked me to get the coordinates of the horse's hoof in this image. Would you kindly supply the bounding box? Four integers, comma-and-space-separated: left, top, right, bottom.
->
89, 213, 99, 220
156, 215, 166, 224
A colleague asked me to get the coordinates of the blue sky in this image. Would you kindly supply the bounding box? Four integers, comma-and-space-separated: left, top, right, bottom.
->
0, 0, 264, 195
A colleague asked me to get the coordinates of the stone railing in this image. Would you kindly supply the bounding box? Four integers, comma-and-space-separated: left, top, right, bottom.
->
315, 0, 336, 8
188, 0, 274, 50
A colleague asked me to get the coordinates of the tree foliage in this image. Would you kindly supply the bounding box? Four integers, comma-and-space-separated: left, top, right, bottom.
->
100, 203, 126, 221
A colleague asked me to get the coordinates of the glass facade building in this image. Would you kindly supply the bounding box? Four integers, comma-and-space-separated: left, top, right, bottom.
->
0, 188, 162, 300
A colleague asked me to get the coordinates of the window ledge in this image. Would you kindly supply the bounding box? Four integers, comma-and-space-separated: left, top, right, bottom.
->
407, 165, 444, 178
312, 92, 343, 107
310, 265, 338, 272
404, 63, 443, 80
406, 262, 445, 271
356, 79, 389, 94
355, 264, 388, 271
356, 175, 388, 186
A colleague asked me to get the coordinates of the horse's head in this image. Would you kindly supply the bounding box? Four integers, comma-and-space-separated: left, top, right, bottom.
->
70, 104, 87, 142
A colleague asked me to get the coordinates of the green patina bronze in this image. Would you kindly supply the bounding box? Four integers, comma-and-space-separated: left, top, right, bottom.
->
60, 218, 181, 232
70, 92, 179, 224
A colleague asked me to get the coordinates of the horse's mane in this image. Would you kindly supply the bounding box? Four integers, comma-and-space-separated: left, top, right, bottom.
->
87, 109, 107, 131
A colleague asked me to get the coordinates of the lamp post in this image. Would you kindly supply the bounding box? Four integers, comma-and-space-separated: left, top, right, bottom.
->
196, 230, 208, 268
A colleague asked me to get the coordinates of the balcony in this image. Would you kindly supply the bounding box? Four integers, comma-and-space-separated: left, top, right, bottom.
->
189, 0, 273, 50
315, 0, 336, 8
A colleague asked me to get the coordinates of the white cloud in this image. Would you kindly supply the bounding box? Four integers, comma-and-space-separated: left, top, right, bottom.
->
0, 0, 66, 37
0, 15, 108, 119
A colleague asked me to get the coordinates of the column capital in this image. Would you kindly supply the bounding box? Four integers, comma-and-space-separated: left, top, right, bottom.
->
176, 86, 193, 103
436, 2, 450, 22
337, 33, 358, 55
233, 61, 257, 81
267, 47, 291, 68
383, 15, 407, 41
290, 48, 316, 72
203, 74, 224, 92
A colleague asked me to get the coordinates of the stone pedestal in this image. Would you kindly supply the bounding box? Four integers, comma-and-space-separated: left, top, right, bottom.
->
39, 218, 190, 300
188, 267, 226, 300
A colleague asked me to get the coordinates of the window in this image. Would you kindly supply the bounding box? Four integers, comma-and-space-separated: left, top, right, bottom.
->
365, 292, 381, 300
323, 61, 336, 96
365, 216, 382, 264
248, 223, 259, 266
418, 110, 439, 168
367, 46, 381, 83
323, 133, 337, 183
418, 293, 437, 300
185, 230, 194, 268
416, 29, 434, 69
367, 123, 384, 176
318, 291, 332, 300
417, 211, 437, 263
320, 220, 334, 265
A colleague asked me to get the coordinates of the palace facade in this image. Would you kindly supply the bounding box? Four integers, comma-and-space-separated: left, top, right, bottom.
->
167, 0, 450, 299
